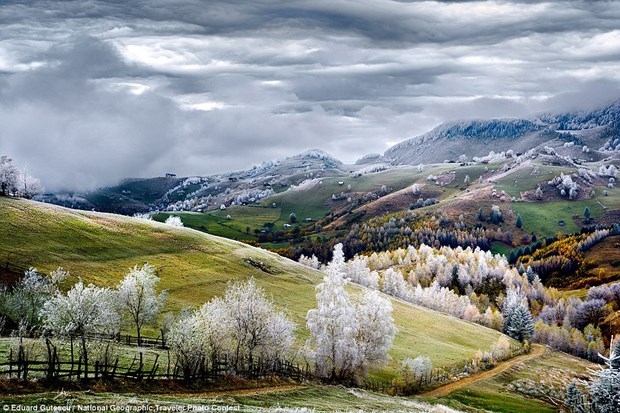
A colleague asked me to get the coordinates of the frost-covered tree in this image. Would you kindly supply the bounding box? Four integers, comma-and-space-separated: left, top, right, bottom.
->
399, 356, 433, 391
354, 290, 396, 378
598, 164, 618, 178
167, 311, 207, 380
223, 277, 296, 370
307, 253, 358, 382
382, 268, 409, 299
2, 268, 67, 333
566, 381, 588, 413
411, 183, 423, 195
307, 244, 395, 383
550, 173, 579, 199
502, 288, 534, 342
328, 243, 347, 278
612, 338, 620, 370
505, 303, 535, 342
490, 205, 503, 224
165, 215, 184, 227
170, 278, 296, 376
298, 254, 321, 269
0, 155, 18, 196
345, 255, 379, 289
18, 167, 43, 199
116, 264, 167, 346
588, 338, 620, 412
40, 280, 120, 378
535, 186, 544, 199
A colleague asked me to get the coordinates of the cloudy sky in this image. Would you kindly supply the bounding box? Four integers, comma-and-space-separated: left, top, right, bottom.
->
1, 0, 620, 191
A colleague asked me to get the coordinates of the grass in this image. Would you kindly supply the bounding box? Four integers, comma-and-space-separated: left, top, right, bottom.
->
432, 349, 596, 413
511, 199, 606, 239
0, 197, 508, 377
494, 163, 574, 198
0, 384, 465, 412
440, 387, 556, 413
153, 208, 282, 241
490, 241, 512, 257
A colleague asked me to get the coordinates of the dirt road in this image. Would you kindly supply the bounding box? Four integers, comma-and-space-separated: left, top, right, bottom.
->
422, 344, 547, 398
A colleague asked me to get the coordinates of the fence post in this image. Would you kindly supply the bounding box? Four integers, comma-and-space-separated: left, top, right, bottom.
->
8, 348, 13, 379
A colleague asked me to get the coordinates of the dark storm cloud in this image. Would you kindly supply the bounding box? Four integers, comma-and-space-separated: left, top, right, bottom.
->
1, 0, 620, 190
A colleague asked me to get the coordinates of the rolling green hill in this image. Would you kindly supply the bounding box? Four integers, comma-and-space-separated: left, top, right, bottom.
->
0, 197, 508, 373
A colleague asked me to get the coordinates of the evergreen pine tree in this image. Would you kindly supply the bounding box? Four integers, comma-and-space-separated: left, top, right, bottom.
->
516, 214, 523, 229
503, 289, 534, 342
566, 381, 588, 413
505, 304, 535, 342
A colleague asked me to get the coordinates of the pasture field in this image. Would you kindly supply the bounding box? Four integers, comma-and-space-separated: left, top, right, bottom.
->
510, 200, 605, 237
493, 163, 575, 197
0, 197, 509, 375
154, 207, 281, 241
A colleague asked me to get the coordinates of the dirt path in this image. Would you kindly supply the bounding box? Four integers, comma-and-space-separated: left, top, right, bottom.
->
422, 344, 547, 398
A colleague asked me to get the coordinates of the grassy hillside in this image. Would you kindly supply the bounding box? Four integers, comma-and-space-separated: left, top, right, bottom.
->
0, 197, 507, 373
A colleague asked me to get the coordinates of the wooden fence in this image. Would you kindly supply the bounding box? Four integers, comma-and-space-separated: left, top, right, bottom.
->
0, 337, 311, 383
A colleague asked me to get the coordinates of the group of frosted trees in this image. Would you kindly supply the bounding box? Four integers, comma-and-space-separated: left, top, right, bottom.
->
301, 242, 620, 358
166, 278, 296, 379
165, 250, 396, 384
2, 255, 396, 384
0, 264, 167, 376
302, 244, 538, 343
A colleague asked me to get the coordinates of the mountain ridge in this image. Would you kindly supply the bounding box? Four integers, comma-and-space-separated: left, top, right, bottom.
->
383, 98, 620, 166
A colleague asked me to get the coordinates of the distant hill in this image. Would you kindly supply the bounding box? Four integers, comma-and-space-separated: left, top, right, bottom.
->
42, 149, 348, 215
384, 99, 620, 165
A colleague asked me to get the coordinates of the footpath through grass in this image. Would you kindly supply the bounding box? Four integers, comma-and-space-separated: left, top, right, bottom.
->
428, 348, 596, 413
